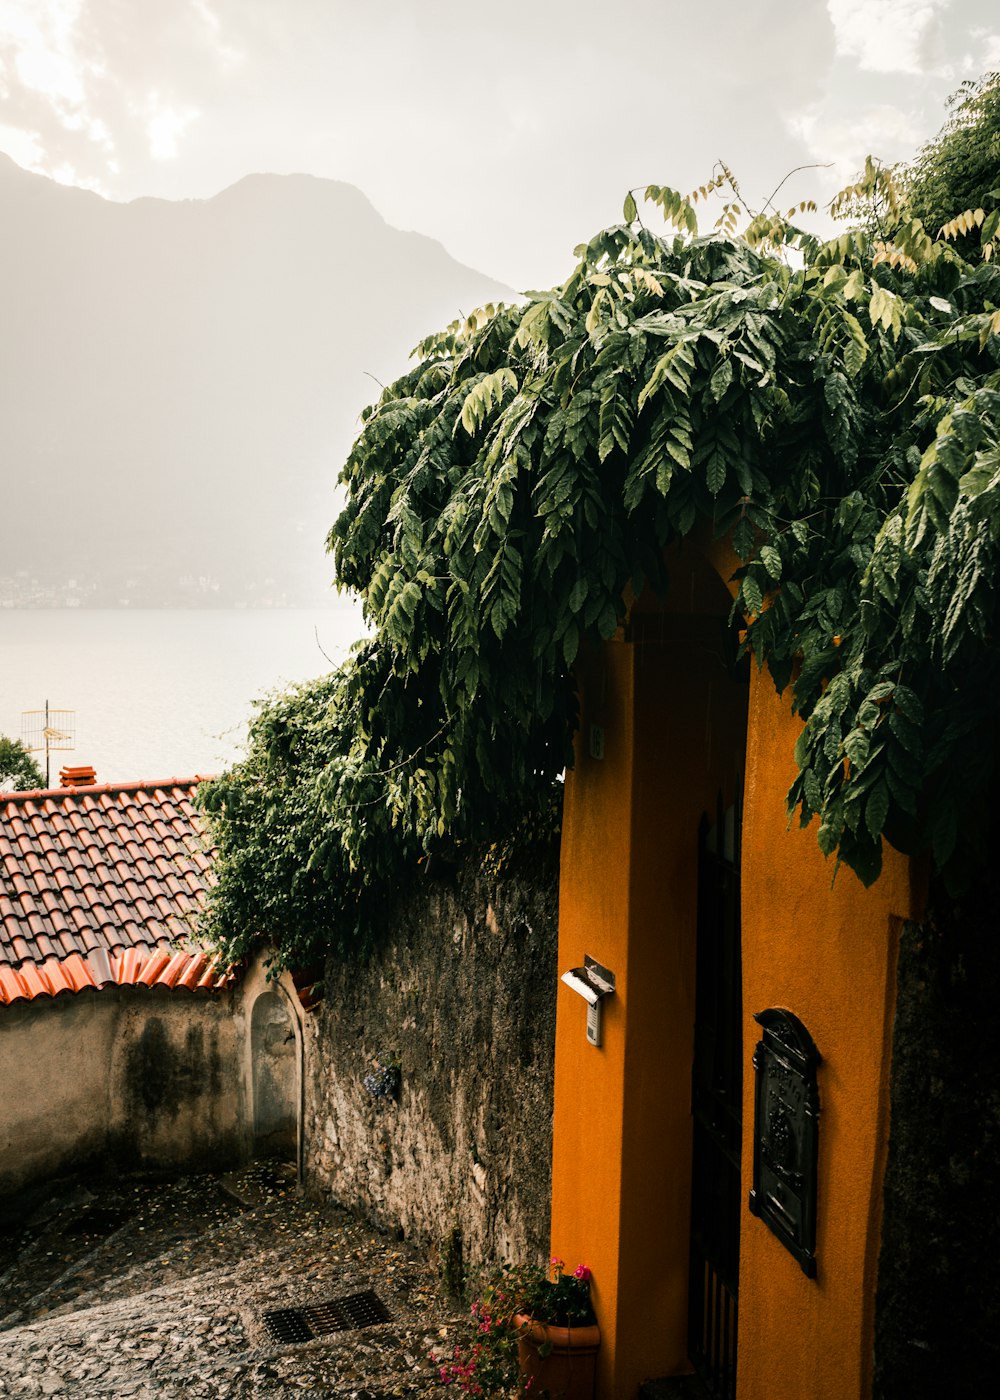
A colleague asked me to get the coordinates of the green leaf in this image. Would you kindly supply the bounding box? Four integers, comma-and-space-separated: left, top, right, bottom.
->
598, 599, 619, 639
742, 574, 763, 616
817, 822, 840, 857
706, 450, 727, 495
623, 191, 638, 223
759, 545, 782, 581
710, 355, 733, 402
865, 783, 890, 840
563, 621, 580, 667
732, 515, 754, 560
959, 449, 1000, 496
844, 336, 866, 378
844, 728, 870, 768
888, 711, 921, 756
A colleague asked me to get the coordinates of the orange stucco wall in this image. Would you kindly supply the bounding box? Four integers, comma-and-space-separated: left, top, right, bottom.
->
552, 556, 749, 1398
737, 670, 922, 1400
551, 637, 634, 1390
551, 560, 923, 1398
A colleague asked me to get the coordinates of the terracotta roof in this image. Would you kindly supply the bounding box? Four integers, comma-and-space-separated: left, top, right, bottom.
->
0, 778, 230, 1006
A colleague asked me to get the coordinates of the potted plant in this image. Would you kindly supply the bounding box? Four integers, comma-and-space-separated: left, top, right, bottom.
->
435, 1257, 599, 1398
514, 1257, 599, 1399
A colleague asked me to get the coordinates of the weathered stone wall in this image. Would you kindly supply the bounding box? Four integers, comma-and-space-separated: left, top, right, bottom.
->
874, 883, 1000, 1398
108, 992, 246, 1172
0, 991, 118, 1197
303, 852, 558, 1279
0, 986, 246, 1197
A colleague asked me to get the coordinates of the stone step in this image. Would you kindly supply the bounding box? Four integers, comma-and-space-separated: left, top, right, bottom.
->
1, 1214, 142, 1331
0, 1163, 301, 1330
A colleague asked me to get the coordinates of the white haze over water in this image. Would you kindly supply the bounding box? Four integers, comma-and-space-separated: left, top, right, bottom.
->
0, 603, 366, 787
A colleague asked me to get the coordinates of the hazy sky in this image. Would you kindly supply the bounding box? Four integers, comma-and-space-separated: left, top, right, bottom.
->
1, 1, 998, 288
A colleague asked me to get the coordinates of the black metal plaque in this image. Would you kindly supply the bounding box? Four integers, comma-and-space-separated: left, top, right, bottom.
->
748, 1008, 821, 1277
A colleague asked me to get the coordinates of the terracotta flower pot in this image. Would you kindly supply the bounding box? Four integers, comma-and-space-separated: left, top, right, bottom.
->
514, 1314, 600, 1399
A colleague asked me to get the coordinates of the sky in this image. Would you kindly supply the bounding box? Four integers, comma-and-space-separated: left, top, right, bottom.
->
0, 0, 998, 291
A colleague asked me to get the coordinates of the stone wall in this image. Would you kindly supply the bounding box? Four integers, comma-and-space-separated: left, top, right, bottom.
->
303, 851, 558, 1280
874, 883, 1000, 1398
1, 857, 558, 1283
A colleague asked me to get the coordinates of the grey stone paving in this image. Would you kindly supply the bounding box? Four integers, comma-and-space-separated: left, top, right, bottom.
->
0, 1165, 464, 1398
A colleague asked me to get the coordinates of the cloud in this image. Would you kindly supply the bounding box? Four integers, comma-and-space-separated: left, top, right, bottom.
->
146, 96, 200, 161
978, 32, 1000, 67
0, 0, 114, 178
0, 120, 44, 168
790, 101, 918, 188
0, 0, 232, 188
786, 2, 1000, 219
826, 0, 953, 76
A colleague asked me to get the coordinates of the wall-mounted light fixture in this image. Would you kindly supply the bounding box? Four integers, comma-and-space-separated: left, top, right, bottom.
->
560, 955, 616, 1047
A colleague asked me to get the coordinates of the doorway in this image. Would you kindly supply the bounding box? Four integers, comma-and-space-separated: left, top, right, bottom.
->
688, 788, 743, 1400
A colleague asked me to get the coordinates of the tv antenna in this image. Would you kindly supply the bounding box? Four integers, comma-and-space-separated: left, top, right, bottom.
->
21, 701, 76, 788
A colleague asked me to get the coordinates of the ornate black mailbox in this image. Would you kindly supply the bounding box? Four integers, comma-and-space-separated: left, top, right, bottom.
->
748, 1008, 821, 1277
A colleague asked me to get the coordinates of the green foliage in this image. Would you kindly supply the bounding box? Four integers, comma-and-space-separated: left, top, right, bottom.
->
198, 652, 561, 969
903, 72, 1000, 257
330, 195, 1000, 893
202, 102, 1000, 966
0, 735, 45, 792
198, 665, 420, 968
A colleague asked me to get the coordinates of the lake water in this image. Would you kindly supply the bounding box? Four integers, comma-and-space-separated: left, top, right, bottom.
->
0, 603, 367, 786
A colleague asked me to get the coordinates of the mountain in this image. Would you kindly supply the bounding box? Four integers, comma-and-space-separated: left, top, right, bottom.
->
0, 155, 509, 607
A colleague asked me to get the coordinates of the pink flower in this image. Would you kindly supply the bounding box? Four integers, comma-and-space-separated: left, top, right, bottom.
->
550, 1255, 564, 1269
574, 1263, 592, 1282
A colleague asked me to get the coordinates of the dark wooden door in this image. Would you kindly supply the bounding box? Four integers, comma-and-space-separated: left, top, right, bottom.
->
687, 789, 743, 1400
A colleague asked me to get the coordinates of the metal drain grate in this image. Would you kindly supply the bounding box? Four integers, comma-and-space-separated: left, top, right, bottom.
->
262, 1290, 391, 1344
262, 1307, 316, 1344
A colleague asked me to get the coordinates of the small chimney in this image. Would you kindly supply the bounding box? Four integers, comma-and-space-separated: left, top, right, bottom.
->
60, 765, 97, 788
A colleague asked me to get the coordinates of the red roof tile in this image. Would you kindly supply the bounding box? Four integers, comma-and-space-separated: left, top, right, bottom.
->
0, 778, 231, 1005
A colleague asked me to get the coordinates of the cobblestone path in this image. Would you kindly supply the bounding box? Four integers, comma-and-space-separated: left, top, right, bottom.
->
0, 1164, 464, 1398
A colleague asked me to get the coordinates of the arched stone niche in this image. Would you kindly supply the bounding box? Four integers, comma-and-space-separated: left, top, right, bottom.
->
250, 989, 298, 1160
